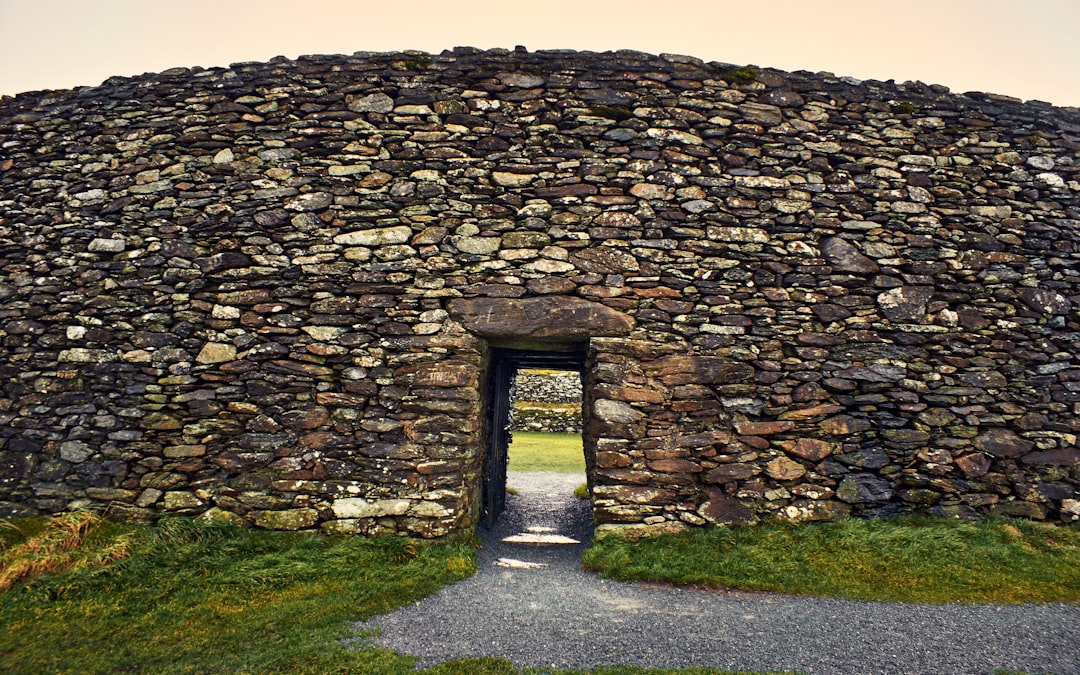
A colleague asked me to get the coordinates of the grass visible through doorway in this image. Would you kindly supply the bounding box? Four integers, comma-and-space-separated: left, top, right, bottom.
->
507, 431, 585, 473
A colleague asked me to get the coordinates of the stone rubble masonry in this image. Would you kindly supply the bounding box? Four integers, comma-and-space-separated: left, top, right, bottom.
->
0, 47, 1078, 537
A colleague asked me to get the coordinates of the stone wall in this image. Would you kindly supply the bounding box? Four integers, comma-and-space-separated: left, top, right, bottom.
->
1, 47, 1079, 536
511, 369, 583, 433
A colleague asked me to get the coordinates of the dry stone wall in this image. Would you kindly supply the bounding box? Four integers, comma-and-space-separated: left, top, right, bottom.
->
1, 47, 1079, 536
510, 369, 583, 433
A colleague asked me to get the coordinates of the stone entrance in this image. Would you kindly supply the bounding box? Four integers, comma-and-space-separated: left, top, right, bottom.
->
447, 294, 634, 530
481, 347, 588, 528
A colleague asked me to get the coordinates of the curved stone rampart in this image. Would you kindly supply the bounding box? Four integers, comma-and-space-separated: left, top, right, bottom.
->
1, 47, 1078, 535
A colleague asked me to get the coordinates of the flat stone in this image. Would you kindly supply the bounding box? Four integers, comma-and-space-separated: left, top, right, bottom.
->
820, 236, 880, 273
253, 508, 319, 530
196, 342, 236, 364
837, 474, 895, 503
348, 92, 395, 113
974, 429, 1035, 458
877, 286, 934, 322
334, 225, 412, 246
284, 192, 333, 212
447, 296, 634, 340
766, 457, 806, 481
698, 488, 755, 525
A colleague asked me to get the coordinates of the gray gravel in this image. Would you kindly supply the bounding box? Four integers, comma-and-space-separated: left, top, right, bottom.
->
359, 472, 1080, 674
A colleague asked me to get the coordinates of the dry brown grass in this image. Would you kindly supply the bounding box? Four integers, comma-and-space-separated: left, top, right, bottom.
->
0, 511, 134, 591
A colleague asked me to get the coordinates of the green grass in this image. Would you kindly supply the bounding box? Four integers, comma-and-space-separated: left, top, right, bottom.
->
508, 431, 585, 473
583, 517, 1080, 605
0, 513, 787, 674
0, 513, 475, 674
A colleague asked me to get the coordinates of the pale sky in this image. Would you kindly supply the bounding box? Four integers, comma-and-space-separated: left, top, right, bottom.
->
1, 0, 1078, 106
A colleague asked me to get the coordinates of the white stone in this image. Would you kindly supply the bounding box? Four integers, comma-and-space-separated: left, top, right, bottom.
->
332, 498, 410, 519
646, 128, 703, 145
523, 259, 575, 274
212, 148, 234, 164
1027, 155, 1055, 171
1038, 173, 1066, 188
594, 398, 645, 424
211, 304, 240, 319
334, 226, 412, 246
734, 175, 790, 189
88, 238, 125, 253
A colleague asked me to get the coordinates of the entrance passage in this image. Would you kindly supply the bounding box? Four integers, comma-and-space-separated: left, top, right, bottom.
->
482, 347, 586, 529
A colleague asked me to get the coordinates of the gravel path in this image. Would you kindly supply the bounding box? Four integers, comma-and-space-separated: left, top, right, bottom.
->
359, 472, 1080, 674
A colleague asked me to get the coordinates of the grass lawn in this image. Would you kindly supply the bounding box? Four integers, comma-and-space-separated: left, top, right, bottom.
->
508, 431, 585, 473
583, 516, 1080, 605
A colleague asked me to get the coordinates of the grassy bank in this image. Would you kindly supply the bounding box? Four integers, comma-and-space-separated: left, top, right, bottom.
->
0, 513, 475, 674
583, 516, 1080, 605
508, 431, 585, 473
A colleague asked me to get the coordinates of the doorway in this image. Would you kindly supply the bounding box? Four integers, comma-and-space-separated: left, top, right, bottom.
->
481, 346, 588, 529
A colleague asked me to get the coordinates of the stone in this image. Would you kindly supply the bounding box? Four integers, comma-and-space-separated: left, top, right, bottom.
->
836, 474, 895, 503
253, 508, 319, 530
788, 438, 833, 461
284, 192, 333, 212
698, 488, 756, 525
492, 171, 535, 187
196, 342, 236, 364
347, 92, 394, 113
1018, 288, 1071, 315
877, 286, 934, 322
88, 238, 126, 253
819, 236, 879, 273
646, 356, 754, 386
734, 421, 794, 436
334, 225, 411, 246
974, 429, 1035, 458
1021, 448, 1080, 465
594, 399, 645, 424
781, 499, 851, 522
447, 296, 634, 340
703, 464, 759, 482
765, 457, 806, 481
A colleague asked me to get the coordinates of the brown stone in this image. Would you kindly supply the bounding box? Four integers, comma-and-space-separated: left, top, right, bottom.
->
765, 457, 806, 481
447, 296, 634, 340
734, 421, 794, 436
648, 458, 701, 473
281, 407, 330, 430
644, 355, 754, 386
787, 438, 834, 461
819, 415, 873, 435
974, 429, 1035, 458
698, 488, 755, 525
